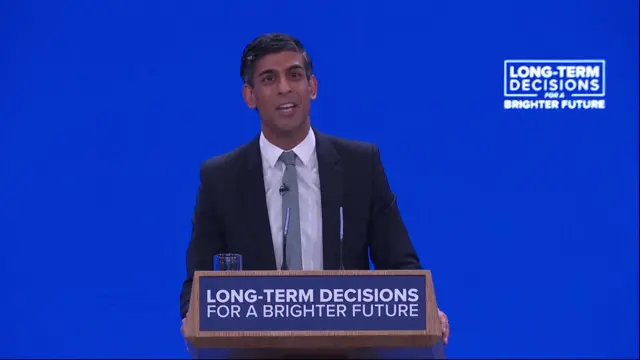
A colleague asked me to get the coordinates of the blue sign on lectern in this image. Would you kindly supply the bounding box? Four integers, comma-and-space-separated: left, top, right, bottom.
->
198, 274, 428, 332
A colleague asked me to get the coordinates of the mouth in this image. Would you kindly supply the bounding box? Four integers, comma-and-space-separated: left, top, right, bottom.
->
275, 102, 298, 116
276, 102, 298, 110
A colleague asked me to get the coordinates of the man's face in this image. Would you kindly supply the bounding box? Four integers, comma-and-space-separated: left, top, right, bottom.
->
243, 51, 317, 136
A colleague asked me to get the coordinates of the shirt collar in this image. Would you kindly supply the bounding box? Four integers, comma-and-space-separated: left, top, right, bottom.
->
259, 128, 316, 168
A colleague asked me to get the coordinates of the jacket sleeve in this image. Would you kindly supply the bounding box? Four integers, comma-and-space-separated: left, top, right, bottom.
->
179, 164, 227, 319
367, 144, 422, 270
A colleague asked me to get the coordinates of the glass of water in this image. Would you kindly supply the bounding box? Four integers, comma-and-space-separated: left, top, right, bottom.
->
213, 253, 243, 271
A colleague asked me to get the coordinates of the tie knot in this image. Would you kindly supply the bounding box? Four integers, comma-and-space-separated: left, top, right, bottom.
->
279, 151, 297, 166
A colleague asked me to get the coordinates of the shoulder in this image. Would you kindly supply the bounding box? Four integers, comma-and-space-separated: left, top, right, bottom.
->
318, 131, 378, 154
317, 131, 380, 161
199, 139, 256, 179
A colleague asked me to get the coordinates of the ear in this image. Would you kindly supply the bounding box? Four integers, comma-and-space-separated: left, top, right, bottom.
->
309, 75, 318, 100
242, 84, 257, 109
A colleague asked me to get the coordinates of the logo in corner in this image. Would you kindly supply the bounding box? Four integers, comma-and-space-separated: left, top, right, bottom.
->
504, 60, 606, 110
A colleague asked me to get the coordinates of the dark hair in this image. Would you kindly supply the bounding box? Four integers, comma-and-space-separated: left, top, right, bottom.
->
240, 33, 314, 87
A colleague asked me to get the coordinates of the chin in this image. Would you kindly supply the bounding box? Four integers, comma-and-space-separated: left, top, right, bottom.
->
274, 118, 306, 133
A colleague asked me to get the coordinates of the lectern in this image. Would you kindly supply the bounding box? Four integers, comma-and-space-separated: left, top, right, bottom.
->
184, 270, 446, 359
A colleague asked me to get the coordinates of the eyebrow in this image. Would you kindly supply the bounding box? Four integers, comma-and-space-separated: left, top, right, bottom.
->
257, 64, 305, 78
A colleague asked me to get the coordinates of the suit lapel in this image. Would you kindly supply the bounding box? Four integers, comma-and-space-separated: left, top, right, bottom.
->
240, 135, 278, 270
314, 129, 344, 270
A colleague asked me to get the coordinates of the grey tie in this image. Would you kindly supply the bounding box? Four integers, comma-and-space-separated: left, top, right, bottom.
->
279, 151, 303, 270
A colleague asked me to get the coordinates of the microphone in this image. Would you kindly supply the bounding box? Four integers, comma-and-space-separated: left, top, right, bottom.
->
279, 183, 290, 196
281, 207, 291, 270
339, 206, 345, 270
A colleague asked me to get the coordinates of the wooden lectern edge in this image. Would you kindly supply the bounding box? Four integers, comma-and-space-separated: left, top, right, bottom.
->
185, 334, 442, 349
185, 270, 443, 349
192, 269, 430, 277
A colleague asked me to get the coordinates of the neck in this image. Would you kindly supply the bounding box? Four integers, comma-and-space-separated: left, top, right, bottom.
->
262, 122, 311, 150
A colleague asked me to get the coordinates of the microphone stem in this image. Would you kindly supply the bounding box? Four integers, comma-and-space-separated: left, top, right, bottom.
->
339, 206, 345, 270
282, 233, 288, 270
282, 207, 291, 271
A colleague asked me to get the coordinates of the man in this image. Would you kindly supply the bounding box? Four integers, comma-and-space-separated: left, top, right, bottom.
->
180, 33, 450, 346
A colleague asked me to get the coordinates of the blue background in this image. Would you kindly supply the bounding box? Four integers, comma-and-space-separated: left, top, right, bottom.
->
1, 0, 638, 358
198, 275, 427, 331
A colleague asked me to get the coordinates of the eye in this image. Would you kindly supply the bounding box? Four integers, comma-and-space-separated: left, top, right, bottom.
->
289, 70, 304, 80
261, 74, 275, 84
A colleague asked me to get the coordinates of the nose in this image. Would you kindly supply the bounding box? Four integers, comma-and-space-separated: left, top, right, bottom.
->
276, 77, 292, 94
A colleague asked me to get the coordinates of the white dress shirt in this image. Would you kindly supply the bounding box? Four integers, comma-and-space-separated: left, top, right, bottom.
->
259, 129, 324, 270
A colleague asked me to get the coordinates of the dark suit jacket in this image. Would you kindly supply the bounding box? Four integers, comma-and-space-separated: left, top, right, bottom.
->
180, 128, 421, 318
